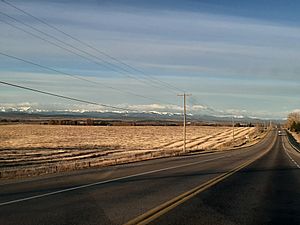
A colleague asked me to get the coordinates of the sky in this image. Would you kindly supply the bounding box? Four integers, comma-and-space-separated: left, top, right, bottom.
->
1, 0, 300, 119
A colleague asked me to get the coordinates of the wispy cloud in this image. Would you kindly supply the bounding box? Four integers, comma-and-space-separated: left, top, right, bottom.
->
1, 1, 300, 119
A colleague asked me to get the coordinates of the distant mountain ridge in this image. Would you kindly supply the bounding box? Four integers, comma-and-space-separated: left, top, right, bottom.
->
0, 109, 283, 124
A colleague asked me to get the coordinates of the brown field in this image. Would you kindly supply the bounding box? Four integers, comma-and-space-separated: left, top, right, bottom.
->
0, 124, 263, 179
0, 124, 255, 150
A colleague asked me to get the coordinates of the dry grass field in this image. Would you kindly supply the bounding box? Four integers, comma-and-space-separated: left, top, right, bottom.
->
0, 124, 255, 150
0, 124, 263, 179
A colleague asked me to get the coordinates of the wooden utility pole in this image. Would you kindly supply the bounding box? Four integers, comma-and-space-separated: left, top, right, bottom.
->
178, 93, 191, 152
232, 117, 235, 144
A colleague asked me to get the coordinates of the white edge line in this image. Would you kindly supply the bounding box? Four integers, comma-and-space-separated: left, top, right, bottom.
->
0, 154, 229, 207
285, 131, 300, 153
282, 138, 300, 169
0, 151, 224, 188
1, 135, 272, 207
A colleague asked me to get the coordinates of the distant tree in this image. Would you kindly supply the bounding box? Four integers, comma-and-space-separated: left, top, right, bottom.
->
235, 122, 241, 127
297, 123, 300, 133
286, 112, 300, 132
291, 121, 300, 133
86, 118, 94, 126
49, 120, 59, 125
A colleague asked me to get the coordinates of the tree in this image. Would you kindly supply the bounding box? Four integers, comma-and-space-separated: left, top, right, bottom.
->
287, 112, 300, 132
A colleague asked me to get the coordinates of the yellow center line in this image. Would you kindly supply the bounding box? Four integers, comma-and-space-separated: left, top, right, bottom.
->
124, 132, 277, 225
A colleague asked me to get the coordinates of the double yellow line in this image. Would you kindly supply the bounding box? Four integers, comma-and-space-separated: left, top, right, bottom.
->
124, 132, 277, 225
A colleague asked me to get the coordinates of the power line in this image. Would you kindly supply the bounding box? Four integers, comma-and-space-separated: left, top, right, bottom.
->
0, 1, 182, 94
2, 0, 184, 93
0, 18, 175, 104
0, 12, 182, 105
0, 51, 177, 106
0, 11, 164, 91
1, 0, 223, 115
187, 95, 223, 115
0, 18, 105, 68
0, 80, 134, 112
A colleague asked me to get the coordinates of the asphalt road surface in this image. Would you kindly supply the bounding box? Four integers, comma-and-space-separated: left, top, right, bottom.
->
0, 129, 299, 225
150, 131, 300, 225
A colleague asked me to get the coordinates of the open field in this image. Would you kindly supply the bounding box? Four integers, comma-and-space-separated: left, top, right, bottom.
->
0, 124, 263, 179
1, 124, 257, 150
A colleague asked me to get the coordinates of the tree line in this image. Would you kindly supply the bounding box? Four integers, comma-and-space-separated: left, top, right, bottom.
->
286, 112, 300, 133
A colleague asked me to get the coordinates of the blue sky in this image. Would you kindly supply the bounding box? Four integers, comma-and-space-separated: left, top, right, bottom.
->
1, 0, 300, 119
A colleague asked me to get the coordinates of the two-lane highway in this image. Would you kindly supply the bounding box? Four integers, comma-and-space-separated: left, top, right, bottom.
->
148, 131, 300, 225
0, 129, 299, 225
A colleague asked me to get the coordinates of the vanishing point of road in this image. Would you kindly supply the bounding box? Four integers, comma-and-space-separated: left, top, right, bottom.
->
0, 129, 299, 225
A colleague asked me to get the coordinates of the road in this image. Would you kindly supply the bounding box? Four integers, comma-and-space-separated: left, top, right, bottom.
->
0, 129, 299, 225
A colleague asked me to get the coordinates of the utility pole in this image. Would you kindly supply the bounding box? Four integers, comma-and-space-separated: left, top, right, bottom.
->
178, 93, 191, 152
232, 116, 235, 144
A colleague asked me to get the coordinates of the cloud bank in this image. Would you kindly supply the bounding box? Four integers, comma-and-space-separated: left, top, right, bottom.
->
1, 0, 300, 119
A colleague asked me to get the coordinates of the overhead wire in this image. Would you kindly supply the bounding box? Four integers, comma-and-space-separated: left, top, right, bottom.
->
0, 11, 182, 105
0, 80, 134, 112
0, 11, 168, 92
0, 9, 183, 107
0, 1, 182, 94
1, 0, 185, 93
188, 96, 224, 115
0, 51, 177, 106
1, 0, 224, 116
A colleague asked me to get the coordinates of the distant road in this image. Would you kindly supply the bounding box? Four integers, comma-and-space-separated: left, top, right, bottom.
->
0, 129, 299, 225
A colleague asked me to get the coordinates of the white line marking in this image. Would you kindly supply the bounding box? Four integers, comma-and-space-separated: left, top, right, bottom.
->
1, 135, 273, 207
282, 139, 300, 169
285, 132, 300, 153
0, 151, 224, 188
0, 154, 229, 207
